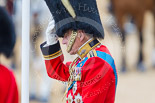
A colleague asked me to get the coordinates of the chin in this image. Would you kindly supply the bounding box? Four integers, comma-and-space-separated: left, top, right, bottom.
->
69, 50, 76, 55
69, 52, 75, 55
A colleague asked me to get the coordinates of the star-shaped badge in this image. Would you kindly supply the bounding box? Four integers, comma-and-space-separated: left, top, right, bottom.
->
74, 93, 83, 103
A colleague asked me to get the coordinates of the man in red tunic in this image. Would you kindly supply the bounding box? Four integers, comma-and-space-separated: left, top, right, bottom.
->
0, 65, 19, 103
0, 6, 18, 103
40, 0, 118, 103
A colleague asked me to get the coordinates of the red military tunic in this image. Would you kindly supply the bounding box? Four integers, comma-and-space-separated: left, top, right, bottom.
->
0, 64, 19, 103
40, 38, 118, 103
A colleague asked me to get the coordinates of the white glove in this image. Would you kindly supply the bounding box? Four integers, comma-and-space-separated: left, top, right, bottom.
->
46, 17, 58, 45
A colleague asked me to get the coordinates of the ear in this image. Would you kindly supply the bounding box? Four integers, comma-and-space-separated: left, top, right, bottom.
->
78, 30, 85, 42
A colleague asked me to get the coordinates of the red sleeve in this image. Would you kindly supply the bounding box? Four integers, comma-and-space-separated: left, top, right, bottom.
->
81, 57, 116, 103
40, 41, 70, 81
7, 70, 19, 103
0, 65, 18, 103
66, 62, 72, 68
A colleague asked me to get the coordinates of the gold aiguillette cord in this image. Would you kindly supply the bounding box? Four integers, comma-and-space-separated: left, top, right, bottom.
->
62, 57, 79, 101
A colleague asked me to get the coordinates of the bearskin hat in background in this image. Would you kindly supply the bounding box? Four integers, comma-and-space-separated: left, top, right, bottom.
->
0, 6, 16, 58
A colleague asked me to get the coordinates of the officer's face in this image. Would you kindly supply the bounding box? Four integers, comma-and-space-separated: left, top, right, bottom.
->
62, 30, 88, 55
62, 30, 80, 55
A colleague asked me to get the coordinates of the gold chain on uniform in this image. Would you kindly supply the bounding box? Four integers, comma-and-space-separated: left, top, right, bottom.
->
62, 57, 79, 101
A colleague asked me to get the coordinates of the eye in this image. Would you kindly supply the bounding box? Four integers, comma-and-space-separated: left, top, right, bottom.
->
64, 34, 68, 38
64, 33, 70, 40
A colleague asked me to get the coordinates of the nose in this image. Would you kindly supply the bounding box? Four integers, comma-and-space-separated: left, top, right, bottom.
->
62, 37, 68, 45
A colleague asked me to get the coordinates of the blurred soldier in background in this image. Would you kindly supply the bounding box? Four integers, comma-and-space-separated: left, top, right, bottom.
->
0, 6, 18, 103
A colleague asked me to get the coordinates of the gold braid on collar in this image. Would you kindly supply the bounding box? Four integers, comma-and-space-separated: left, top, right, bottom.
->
77, 38, 101, 59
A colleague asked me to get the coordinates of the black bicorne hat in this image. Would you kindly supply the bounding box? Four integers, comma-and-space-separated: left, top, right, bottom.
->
44, 0, 104, 39
0, 7, 16, 58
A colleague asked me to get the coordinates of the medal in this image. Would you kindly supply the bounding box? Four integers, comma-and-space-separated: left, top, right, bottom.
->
62, 57, 79, 101
74, 93, 83, 103
67, 93, 73, 103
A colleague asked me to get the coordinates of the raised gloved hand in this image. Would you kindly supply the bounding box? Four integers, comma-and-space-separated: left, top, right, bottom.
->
46, 17, 58, 45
